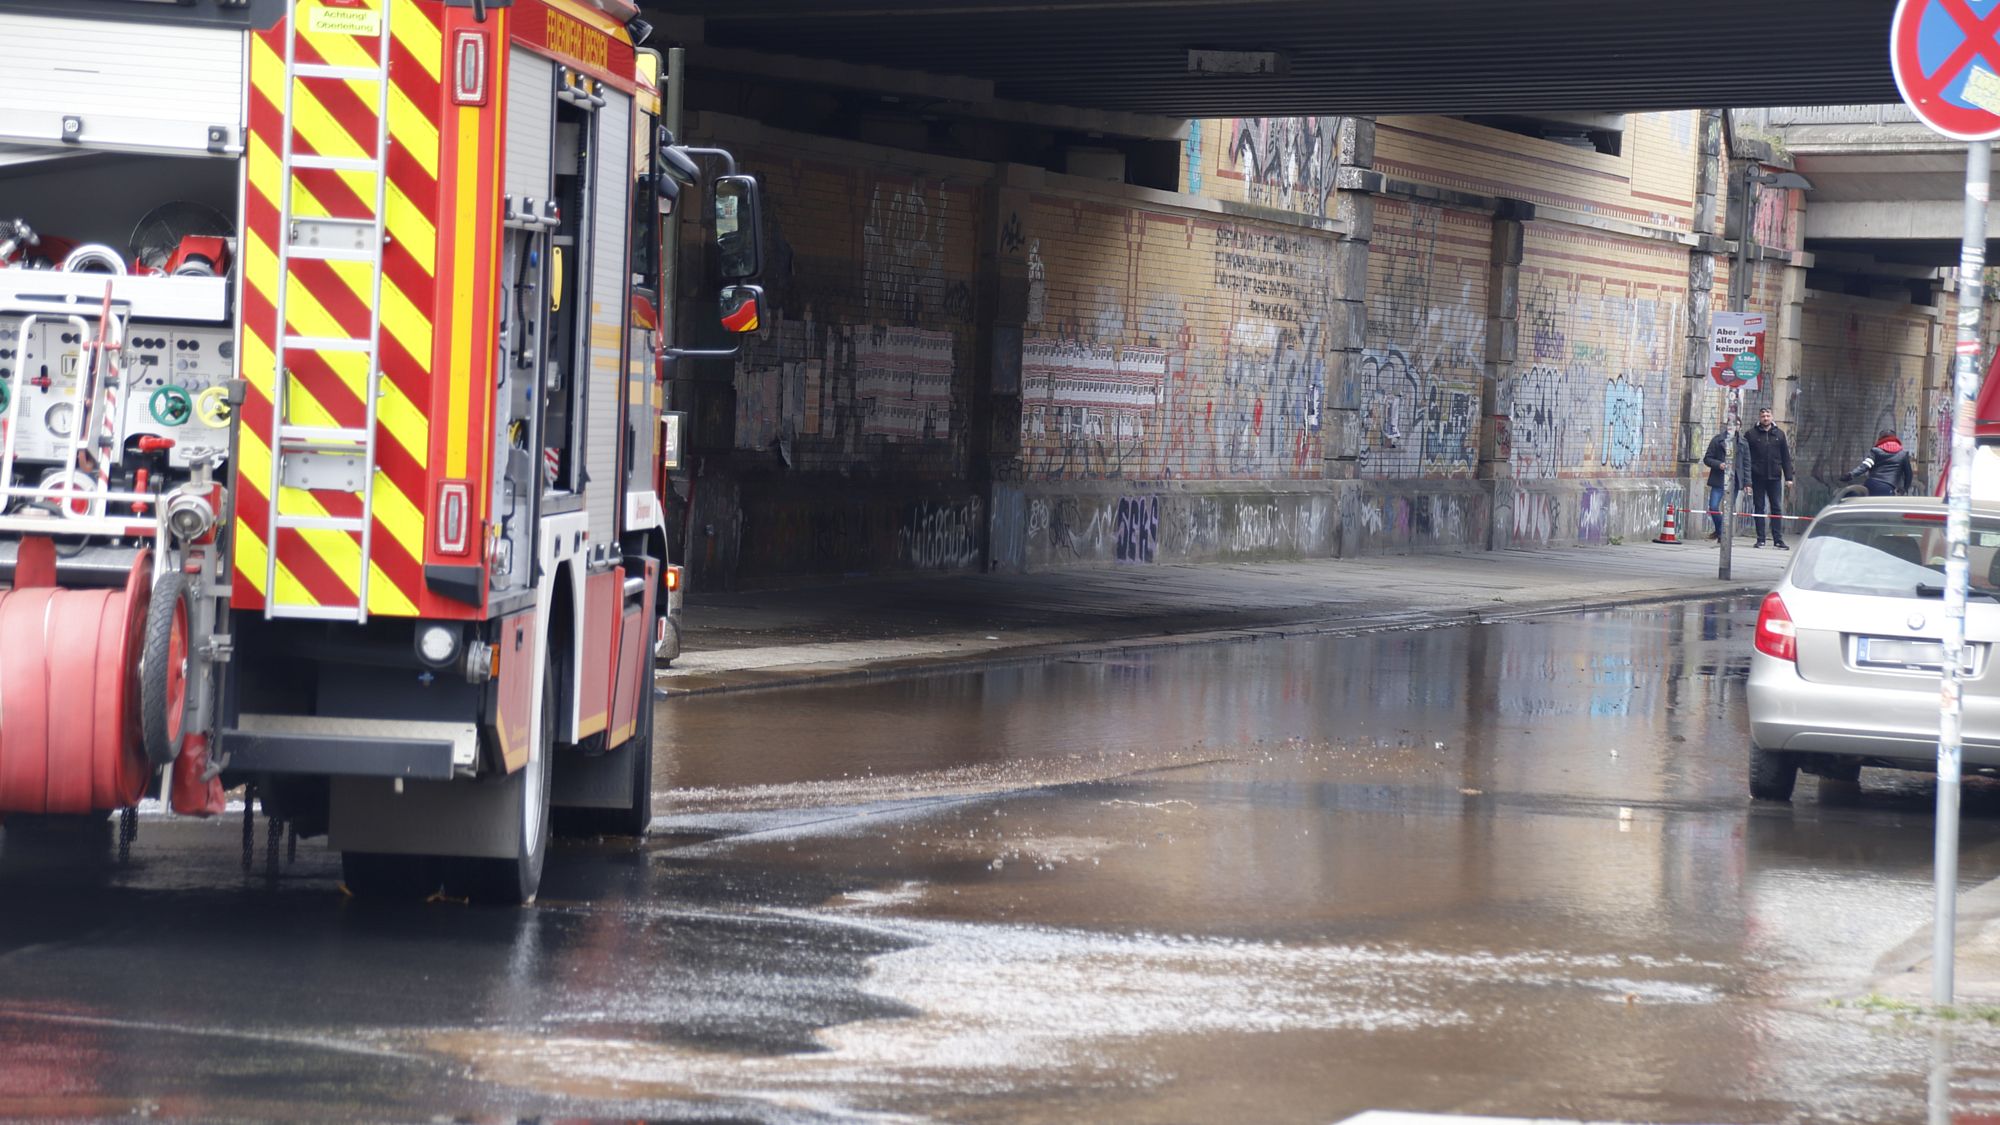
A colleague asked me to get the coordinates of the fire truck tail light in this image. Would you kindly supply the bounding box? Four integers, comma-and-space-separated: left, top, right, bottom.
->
436, 481, 470, 556
665, 565, 681, 592
453, 31, 488, 106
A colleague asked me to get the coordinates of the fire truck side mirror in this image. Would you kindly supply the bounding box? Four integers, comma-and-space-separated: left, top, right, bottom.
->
719, 285, 763, 336
712, 175, 763, 282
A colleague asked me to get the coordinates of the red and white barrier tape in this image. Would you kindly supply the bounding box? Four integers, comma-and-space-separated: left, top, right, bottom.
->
1686, 508, 1816, 524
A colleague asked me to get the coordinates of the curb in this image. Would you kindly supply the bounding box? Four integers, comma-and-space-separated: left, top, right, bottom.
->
656, 579, 1775, 699
1866, 867, 2000, 1004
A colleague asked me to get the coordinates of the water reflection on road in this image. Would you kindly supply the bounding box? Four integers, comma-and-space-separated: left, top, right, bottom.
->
0, 597, 1997, 1122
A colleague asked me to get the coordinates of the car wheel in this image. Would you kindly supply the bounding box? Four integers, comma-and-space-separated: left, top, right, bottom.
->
1750, 745, 1798, 801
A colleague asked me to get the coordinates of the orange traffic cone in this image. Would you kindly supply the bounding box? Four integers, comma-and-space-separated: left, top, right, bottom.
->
1654, 504, 1681, 544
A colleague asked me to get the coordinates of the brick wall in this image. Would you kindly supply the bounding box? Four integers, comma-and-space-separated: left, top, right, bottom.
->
1358, 199, 1489, 481
1017, 195, 1335, 482
1373, 112, 1700, 233
1512, 225, 1687, 479
673, 108, 1749, 584
675, 118, 990, 585
1794, 294, 1935, 510
1182, 116, 1344, 219
704, 127, 984, 478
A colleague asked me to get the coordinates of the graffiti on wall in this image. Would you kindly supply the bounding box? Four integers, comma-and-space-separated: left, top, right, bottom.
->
740, 490, 984, 577
1220, 117, 1343, 219
1353, 490, 1479, 549
863, 181, 971, 324
1357, 347, 1478, 478
1025, 490, 1332, 566
722, 156, 979, 471
1219, 317, 1326, 475
1359, 203, 1485, 479
1020, 339, 1168, 478
898, 497, 984, 570
1114, 494, 1160, 563
1509, 278, 1681, 478
1600, 375, 1646, 468
1017, 208, 1332, 483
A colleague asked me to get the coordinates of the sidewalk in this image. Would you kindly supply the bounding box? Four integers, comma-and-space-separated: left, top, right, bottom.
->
1868, 873, 2000, 1009
660, 541, 1789, 696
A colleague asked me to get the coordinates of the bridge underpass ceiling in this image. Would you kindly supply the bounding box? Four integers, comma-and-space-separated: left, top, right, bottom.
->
649, 0, 1901, 118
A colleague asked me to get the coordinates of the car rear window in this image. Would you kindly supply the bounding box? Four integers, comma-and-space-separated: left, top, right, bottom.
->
1793, 512, 2000, 598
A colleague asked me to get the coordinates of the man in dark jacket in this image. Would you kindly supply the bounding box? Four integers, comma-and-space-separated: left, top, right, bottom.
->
1739, 407, 1795, 549
1839, 430, 1914, 497
1701, 430, 1731, 540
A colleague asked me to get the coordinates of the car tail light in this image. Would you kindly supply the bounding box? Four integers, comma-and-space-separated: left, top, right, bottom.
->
1755, 591, 1797, 662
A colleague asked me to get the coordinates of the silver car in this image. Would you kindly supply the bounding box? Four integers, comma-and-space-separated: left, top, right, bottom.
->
1747, 496, 2000, 800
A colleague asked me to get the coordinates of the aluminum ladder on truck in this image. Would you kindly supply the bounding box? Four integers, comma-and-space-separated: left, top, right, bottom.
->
264, 0, 394, 622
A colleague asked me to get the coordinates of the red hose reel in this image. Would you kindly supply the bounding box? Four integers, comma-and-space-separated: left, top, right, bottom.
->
0, 538, 154, 815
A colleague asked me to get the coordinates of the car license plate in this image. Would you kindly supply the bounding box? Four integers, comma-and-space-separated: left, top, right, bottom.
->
1858, 636, 1950, 669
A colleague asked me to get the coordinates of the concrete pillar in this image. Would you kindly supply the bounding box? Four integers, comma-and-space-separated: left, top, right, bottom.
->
978, 174, 1032, 570
1328, 117, 1375, 556
1481, 215, 1524, 549
1770, 260, 1808, 429
1678, 109, 1723, 478
1919, 283, 1948, 493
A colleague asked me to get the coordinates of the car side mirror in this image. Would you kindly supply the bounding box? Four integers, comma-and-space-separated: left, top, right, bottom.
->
713, 174, 763, 281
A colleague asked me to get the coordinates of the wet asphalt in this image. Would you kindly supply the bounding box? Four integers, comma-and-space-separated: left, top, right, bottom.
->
3, 596, 2000, 1123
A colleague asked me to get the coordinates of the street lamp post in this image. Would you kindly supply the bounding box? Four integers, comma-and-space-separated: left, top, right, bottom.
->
1719, 163, 1813, 582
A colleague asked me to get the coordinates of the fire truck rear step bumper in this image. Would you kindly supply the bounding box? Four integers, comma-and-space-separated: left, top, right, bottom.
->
220, 715, 479, 781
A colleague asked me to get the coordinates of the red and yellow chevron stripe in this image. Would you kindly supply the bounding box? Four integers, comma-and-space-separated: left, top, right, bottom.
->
234, 0, 496, 619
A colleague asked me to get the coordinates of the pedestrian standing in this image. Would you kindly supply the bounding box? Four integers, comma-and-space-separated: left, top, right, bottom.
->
1739, 407, 1794, 549
1838, 430, 1915, 497
1701, 429, 1731, 540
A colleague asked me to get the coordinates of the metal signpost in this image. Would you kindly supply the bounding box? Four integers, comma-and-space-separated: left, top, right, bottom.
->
1890, 0, 2000, 1005
1709, 311, 1767, 581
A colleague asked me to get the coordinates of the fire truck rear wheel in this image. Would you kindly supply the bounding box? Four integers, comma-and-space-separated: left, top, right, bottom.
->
445, 659, 555, 905
139, 571, 192, 768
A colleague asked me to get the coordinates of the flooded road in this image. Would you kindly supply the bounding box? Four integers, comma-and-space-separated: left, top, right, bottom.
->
4, 597, 2000, 1122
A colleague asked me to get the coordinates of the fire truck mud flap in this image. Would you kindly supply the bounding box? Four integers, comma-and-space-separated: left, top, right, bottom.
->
325, 773, 536, 861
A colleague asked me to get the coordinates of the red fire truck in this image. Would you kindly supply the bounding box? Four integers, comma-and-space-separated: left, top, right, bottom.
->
0, 0, 764, 902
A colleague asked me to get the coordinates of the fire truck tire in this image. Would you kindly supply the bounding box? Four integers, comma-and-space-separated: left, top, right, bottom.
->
341, 851, 443, 900
139, 571, 191, 768
445, 661, 554, 905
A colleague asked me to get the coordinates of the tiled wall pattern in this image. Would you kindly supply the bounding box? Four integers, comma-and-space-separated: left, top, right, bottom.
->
1016, 196, 1335, 481
1358, 199, 1489, 479
1513, 225, 1687, 479
714, 140, 983, 479
670, 105, 1998, 581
